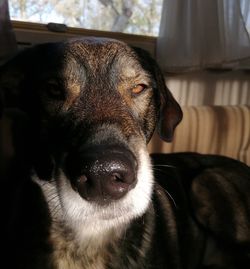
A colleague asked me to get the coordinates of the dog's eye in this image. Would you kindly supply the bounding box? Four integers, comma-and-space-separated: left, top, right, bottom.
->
45, 81, 63, 99
131, 84, 147, 95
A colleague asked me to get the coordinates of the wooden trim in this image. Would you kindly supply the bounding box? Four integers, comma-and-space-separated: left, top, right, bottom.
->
11, 20, 157, 56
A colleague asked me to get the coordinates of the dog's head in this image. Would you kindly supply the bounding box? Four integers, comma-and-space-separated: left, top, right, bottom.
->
0, 38, 182, 237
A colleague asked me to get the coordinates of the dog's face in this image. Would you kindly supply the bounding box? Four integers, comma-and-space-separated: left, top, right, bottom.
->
0, 38, 182, 239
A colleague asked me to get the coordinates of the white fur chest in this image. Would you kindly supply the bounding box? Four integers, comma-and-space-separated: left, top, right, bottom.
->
50, 225, 110, 269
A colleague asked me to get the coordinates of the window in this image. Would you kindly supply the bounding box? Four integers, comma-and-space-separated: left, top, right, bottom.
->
240, 0, 250, 36
9, 0, 163, 37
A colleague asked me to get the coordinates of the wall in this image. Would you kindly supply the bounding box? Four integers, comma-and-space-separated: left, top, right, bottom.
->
166, 70, 250, 106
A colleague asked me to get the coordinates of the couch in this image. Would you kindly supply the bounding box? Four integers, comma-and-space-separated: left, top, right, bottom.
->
148, 105, 250, 165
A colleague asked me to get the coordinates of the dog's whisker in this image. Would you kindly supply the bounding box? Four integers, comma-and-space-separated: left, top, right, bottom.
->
152, 167, 165, 173
136, 183, 176, 208
50, 202, 60, 214
47, 193, 59, 204
37, 181, 50, 187
162, 189, 177, 208
50, 202, 61, 217
52, 209, 62, 220
153, 164, 176, 168
46, 190, 59, 197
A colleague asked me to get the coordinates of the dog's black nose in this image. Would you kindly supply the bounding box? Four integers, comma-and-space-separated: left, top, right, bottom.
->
66, 146, 137, 203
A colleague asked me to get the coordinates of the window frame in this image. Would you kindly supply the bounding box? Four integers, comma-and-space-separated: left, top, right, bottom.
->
12, 20, 157, 57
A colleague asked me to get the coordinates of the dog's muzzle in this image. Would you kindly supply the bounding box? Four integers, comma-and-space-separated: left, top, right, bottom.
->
64, 145, 138, 203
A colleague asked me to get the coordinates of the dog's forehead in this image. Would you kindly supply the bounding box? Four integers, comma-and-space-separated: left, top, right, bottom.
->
66, 38, 130, 59
63, 38, 143, 76
67, 37, 126, 52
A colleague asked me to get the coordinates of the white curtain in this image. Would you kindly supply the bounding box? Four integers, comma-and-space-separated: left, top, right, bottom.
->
157, 0, 250, 72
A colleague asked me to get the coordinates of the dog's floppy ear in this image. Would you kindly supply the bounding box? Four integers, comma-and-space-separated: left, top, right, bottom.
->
0, 49, 54, 180
132, 47, 183, 142
156, 74, 183, 142
0, 50, 30, 117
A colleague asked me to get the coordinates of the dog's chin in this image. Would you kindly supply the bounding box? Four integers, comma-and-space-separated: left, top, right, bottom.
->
33, 146, 153, 241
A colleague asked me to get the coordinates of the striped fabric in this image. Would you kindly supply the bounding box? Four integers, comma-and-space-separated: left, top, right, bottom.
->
148, 105, 250, 165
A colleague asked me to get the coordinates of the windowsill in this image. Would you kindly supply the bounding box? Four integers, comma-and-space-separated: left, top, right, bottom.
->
11, 20, 157, 57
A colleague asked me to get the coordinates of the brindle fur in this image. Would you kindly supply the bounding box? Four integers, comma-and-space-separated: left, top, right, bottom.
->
0, 38, 250, 269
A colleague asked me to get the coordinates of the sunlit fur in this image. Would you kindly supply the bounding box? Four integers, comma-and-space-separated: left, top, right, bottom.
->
33, 144, 153, 246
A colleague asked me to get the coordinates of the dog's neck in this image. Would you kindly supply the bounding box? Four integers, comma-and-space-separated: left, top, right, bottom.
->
49, 211, 156, 269
49, 221, 121, 269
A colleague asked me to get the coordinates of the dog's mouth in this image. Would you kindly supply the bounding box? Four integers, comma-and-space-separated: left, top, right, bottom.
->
33, 141, 153, 232
63, 145, 138, 204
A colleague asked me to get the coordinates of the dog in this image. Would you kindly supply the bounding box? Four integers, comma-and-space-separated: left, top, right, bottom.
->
0, 37, 250, 269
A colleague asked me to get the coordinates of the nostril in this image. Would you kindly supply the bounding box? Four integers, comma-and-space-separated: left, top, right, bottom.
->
111, 173, 123, 182
77, 175, 88, 184
75, 174, 88, 200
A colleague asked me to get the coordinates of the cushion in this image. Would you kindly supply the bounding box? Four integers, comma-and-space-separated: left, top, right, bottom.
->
148, 105, 250, 165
